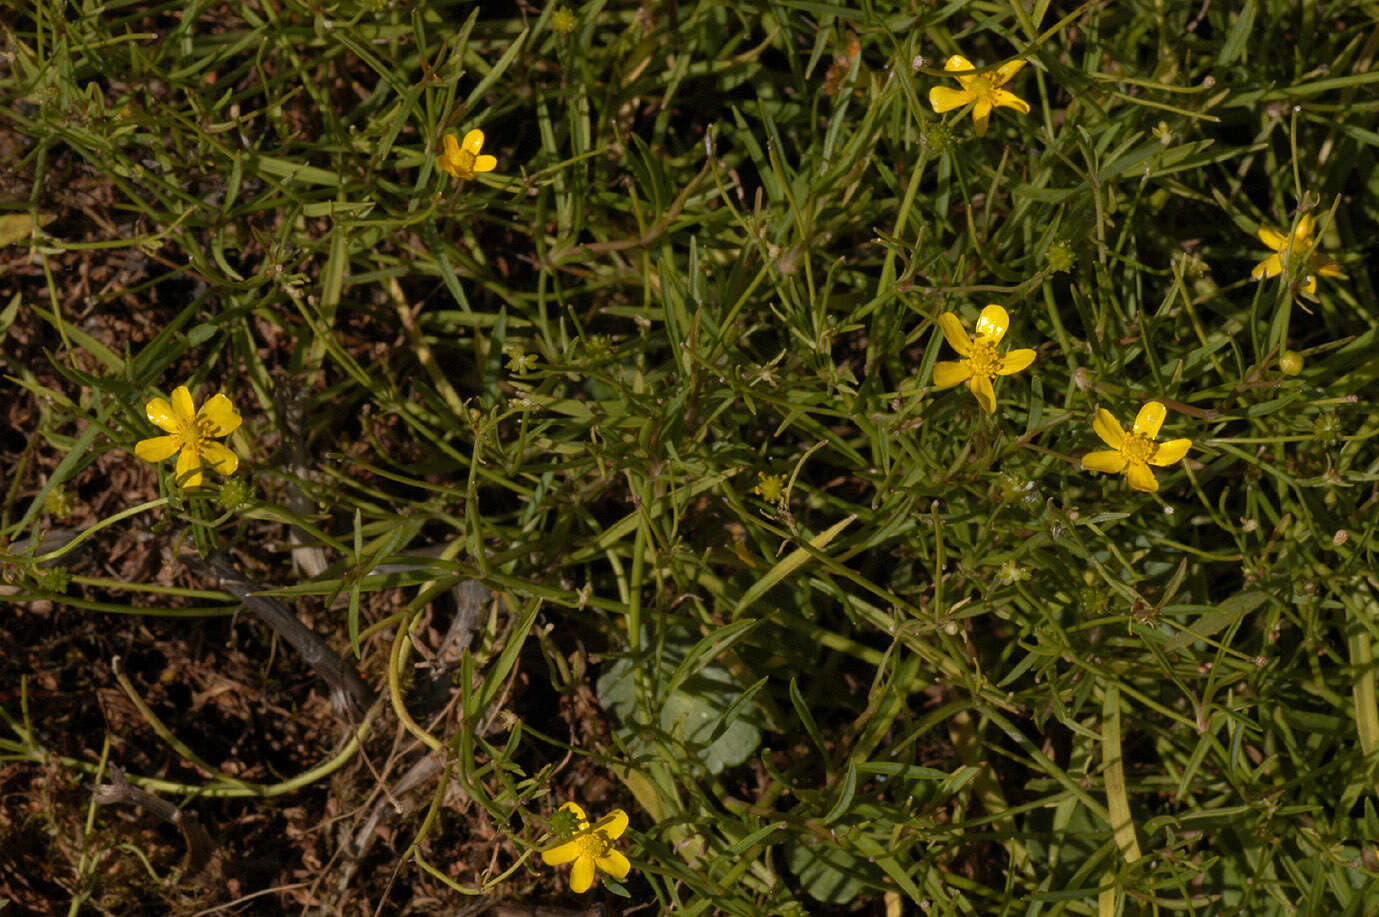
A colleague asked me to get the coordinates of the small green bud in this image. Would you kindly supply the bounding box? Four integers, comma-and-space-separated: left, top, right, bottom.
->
217, 477, 252, 512
39, 567, 71, 593
923, 120, 955, 155
44, 486, 75, 519
995, 470, 1035, 506
1046, 239, 1075, 274
551, 6, 577, 34
1313, 411, 1342, 447
549, 806, 583, 839
1078, 583, 1110, 615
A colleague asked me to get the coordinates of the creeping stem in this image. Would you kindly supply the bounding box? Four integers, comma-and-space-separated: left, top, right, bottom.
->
195, 552, 374, 719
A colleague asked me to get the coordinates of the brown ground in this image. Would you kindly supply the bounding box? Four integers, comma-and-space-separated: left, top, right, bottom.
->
0, 111, 619, 914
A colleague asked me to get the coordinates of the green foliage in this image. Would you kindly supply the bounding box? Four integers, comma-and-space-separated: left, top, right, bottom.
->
597, 626, 764, 775
788, 836, 870, 905
3, 0, 1379, 912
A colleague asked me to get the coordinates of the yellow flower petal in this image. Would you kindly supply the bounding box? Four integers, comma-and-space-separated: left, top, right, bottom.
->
438, 133, 464, 177
474, 154, 497, 173
993, 59, 1026, 85
998, 348, 1036, 375
991, 88, 1029, 114
969, 373, 996, 413
1082, 450, 1128, 474
1125, 461, 1159, 493
932, 360, 972, 388
462, 128, 485, 155
1132, 401, 1167, 438
202, 441, 239, 476
596, 849, 631, 880
170, 386, 196, 424
1300, 273, 1317, 294
199, 393, 242, 436
929, 85, 973, 113
570, 856, 596, 893
175, 448, 203, 488
594, 809, 629, 840
145, 397, 180, 434
971, 98, 992, 136
975, 304, 1010, 342
541, 839, 582, 866
1150, 438, 1192, 467
1315, 257, 1344, 277
1092, 409, 1126, 449
134, 436, 179, 463
1257, 226, 1287, 251
936, 313, 972, 356
944, 54, 976, 77
1291, 213, 1316, 246
1251, 253, 1282, 281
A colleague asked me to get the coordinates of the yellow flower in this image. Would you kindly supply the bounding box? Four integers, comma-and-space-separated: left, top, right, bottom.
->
134, 385, 242, 488
504, 343, 539, 374
931, 304, 1036, 414
1250, 213, 1342, 295
928, 54, 1030, 137
541, 802, 631, 893
551, 6, 577, 34
439, 129, 497, 180
1081, 401, 1191, 493
752, 472, 785, 502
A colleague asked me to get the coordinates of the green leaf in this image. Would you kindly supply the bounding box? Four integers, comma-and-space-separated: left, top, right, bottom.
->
0, 211, 55, 246
787, 837, 868, 905
1163, 591, 1269, 652
1219, 0, 1257, 65
597, 627, 764, 775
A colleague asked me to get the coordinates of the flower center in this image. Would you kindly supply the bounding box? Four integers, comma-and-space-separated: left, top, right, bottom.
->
1281, 230, 1316, 260
174, 416, 215, 454
1120, 434, 1156, 465
968, 338, 1002, 377
970, 75, 994, 97
573, 830, 612, 859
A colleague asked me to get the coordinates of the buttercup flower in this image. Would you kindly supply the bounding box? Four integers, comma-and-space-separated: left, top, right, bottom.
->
134, 385, 242, 488
753, 472, 786, 502
928, 54, 1030, 136
541, 801, 631, 893
1082, 401, 1191, 493
931, 304, 1036, 414
1250, 213, 1342, 295
439, 129, 497, 180
551, 6, 577, 34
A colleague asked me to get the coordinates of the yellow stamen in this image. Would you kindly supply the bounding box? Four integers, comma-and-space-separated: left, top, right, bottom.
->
968, 338, 1002, 377
1121, 435, 1155, 465
574, 830, 613, 859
